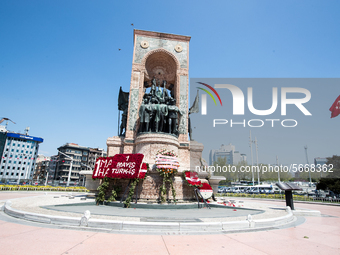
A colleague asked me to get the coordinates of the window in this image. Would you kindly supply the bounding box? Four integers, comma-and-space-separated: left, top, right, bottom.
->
9, 160, 11, 163
0, 172, 2, 175
16, 173, 18, 176
12, 167, 15, 169
21, 173, 24, 176
7, 166, 10, 169
11, 173, 14, 175
3, 160, 5, 163
6, 172, 8, 175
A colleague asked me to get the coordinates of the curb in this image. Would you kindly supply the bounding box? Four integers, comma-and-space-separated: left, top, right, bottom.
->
3, 200, 296, 233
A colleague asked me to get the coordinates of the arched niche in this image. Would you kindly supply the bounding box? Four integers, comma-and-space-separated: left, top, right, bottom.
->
141, 49, 180, 100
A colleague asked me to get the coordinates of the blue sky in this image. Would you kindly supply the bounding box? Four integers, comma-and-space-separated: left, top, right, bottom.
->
1, 1, 339, 164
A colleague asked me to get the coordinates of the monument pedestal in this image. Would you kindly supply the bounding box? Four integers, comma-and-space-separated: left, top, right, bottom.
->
113, 173, 196, 202
102, 134, 210, 202
79, 170, 101, 195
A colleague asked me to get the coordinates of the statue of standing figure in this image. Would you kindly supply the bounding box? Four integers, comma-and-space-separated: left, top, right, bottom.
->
139, 97, 152, 132
167, 98, 182, 134
138, 79, 182, 134
119, 102, 128, 136
150, 78, 157, 98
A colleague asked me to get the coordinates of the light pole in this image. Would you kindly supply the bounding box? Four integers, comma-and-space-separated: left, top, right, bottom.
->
276, 155, 280, 182
249, 130, 254, 186
58, 151, 73, 187
255, 137, 260, 185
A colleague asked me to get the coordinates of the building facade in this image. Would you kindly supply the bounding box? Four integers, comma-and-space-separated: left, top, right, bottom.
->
209, 143, 247, 166
0, 127, 43, 183
55, 143, 106, 185
314, 157, 328, 166
33, 155, 51, 184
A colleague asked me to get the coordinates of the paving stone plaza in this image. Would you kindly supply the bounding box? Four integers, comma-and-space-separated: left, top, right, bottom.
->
0, 191, 339, 254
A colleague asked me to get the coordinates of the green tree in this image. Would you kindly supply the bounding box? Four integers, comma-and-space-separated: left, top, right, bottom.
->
316, 155, 340, 194
213, 158, 252, 182
325, 155, 340, 178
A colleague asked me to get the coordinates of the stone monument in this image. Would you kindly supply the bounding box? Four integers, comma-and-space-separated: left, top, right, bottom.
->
106, 30, 210, 202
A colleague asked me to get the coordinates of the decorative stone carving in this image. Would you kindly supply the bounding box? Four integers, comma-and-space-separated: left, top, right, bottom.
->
140, 40, 149, 49
175, 44, 183, 52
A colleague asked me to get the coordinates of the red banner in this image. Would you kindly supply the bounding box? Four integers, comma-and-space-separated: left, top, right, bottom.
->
92, 154, 144, 179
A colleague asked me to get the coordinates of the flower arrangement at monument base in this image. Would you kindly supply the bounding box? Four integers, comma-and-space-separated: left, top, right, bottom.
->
92, 153, 149, 207
183, 170, 203, 188
124, 162, 149, 208
155, 149, 179, 203
198, 182, 213, 200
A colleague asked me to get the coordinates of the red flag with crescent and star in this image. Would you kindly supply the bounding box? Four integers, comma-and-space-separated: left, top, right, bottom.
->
329, 95, 340, 118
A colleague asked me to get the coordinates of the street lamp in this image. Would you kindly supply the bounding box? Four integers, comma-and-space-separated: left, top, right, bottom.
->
58, 150, 73, 187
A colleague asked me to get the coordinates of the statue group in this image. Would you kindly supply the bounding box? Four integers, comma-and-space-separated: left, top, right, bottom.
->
139, 78, 182, 135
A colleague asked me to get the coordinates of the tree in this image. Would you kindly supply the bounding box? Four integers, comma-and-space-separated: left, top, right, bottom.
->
316, 155, 340, 194
325, 155, 340, 178
259, 164, 292, 182
213, 158, 252, 182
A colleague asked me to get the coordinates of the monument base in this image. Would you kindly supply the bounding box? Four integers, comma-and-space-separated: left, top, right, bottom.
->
109, 173, 196, 202
101, 133, 210, 202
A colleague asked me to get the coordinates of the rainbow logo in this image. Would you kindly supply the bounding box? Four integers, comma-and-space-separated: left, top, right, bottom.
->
197, 82, 223, 106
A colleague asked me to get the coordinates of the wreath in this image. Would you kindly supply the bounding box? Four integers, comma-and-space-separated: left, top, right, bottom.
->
155, 150, 179, 203
183, 170, 203, 188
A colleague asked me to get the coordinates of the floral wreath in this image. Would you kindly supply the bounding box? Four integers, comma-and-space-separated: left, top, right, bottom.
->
183, 170, 203, 188
155, 149, 179, 203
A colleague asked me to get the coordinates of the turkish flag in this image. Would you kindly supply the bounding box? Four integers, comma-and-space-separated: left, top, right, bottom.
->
330, 95, 340, 118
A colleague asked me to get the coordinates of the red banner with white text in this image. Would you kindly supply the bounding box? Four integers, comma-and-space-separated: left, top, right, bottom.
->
92, 154, 144, 179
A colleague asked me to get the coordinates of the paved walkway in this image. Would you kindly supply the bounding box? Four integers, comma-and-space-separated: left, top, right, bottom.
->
0, 192, 339, 255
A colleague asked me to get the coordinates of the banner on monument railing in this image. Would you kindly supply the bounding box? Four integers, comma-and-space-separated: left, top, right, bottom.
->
92, 154, 144, 179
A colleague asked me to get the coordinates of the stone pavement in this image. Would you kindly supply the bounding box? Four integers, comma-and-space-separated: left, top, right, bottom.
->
0, 192, 339, 255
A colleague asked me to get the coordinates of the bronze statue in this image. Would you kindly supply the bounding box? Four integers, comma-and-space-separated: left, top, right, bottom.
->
167, 98, 181, 134
138, 80, 183, 135
150, 78, 157, 97
119, 103, 128, 136
139, 98, 152, 132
